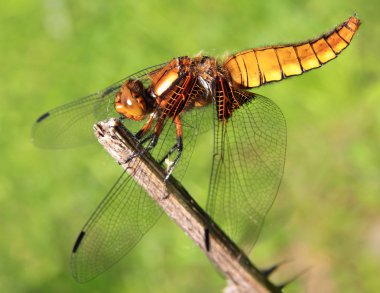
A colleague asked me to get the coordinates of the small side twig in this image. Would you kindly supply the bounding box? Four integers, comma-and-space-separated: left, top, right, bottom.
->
94, 119, 281, 293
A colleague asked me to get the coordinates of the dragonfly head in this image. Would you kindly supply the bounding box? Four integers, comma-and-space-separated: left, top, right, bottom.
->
115, 79, 149, 121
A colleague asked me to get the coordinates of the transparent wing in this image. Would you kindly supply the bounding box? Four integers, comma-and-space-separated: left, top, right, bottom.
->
71, 85, 209, 282
206, 91, 286, 253
32, 63, 166, 148
71, 168, 163, 283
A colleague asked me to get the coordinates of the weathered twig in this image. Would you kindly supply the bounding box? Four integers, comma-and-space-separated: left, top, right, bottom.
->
94, 119, 281, 293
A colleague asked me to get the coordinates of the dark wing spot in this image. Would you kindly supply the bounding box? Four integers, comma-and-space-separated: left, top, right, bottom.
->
204, 228, 210, 251
101, 86, 118, 98
36, 112, 50, 123
72, 231, 86, 253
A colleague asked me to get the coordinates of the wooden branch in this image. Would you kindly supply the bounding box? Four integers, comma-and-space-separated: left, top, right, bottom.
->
94, 119, 281, 293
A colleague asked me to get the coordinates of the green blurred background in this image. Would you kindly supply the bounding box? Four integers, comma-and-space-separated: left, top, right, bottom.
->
1, 0, 379, 292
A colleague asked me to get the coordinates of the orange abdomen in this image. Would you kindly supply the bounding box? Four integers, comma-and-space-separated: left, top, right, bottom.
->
223, 15, 361, 88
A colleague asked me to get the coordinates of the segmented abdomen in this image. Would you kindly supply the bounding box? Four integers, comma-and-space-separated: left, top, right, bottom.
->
223, 15, 361, 88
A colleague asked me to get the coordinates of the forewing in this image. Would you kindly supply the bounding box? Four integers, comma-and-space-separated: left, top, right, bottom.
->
206, 91, 286, 253
32, 63, 166, 148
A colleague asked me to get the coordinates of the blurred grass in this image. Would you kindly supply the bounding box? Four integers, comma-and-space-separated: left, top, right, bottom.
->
1, 0, 379, 292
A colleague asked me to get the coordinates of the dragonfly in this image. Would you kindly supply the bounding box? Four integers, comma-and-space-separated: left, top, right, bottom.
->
32, 15, 360, 282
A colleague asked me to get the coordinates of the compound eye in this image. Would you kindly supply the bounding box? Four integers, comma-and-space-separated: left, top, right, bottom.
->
115, 80, 147, 120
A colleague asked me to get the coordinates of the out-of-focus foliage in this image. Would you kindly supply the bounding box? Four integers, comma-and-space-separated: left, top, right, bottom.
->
0, 0, 379, 292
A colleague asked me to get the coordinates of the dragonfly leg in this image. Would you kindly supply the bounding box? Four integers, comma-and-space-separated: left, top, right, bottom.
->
135, 114, 155, 140
121, 115, 159, 164
159, 116, 183, 181
122, 132, 159, 164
